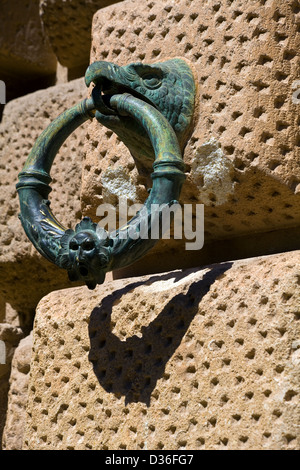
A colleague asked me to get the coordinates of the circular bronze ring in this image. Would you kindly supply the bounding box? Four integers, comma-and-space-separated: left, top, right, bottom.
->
16, 92, 185, 289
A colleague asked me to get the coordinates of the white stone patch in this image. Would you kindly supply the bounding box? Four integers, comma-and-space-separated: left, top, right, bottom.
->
101, 166, 138, 204
191, 138, 235, 205
141, 268, 210, 293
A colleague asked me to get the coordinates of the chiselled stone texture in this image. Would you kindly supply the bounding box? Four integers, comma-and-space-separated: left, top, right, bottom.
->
82, 0, 300, 270
24, 251, 300, 450
39, 0, 124, 71
2, 334, 32, 450
0, 0, 57, 101
0, 324, 23, 446
0, 78, 89, 317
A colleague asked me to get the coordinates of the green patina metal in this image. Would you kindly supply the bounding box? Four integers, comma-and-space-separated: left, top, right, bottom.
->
16, 58, 197, 289
85, 58, 197, 163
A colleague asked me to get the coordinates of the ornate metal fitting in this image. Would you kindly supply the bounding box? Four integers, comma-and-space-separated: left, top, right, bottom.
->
16, 58, 197, 289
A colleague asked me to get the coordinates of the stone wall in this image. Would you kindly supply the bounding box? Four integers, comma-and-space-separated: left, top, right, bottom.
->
40, 0, 124, 76
82, 0, 300, 277
0, 0, 57, 103
23, 252, 300, 450
0, 76, 92, 449
0, 324, 23, 447
0, 0, 299, 451
2, 333, 32, 450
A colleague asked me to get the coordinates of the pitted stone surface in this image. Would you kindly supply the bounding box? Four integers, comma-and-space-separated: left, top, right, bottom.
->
24, 251, 300, 450
2, 333, 32, 450
0, 0, 57, 102
40, 0, 124, 70
82, 0, 300, 262
0, 0, 56, 77
0, 323, 23, 446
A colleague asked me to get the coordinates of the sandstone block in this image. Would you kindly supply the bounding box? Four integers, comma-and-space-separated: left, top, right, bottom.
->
0, 323, 23, 447
23, 251, 300, 450
0, 0, 57, 101
40, 0, 124, 72
0, 78, 89, 317
81, 0, 300, 275
0, 324, 23, 379
2, 333, 32, 450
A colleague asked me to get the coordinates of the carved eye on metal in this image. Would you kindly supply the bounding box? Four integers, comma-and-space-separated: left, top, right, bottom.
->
81, 239, 96, 252
69, 236, 96, 253
16, 58, 197, 289
69, 240, 79, 251
84, 241, 95, 251
141, 73, 162, 89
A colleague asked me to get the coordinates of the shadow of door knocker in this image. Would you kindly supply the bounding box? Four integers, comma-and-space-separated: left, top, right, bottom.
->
16, 58, 198, 289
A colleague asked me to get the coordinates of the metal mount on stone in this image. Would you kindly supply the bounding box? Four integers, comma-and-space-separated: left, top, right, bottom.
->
16, 58, 197, 289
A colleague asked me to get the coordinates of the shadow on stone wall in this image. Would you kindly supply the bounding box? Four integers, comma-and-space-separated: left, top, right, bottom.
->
89, 262, 232, 406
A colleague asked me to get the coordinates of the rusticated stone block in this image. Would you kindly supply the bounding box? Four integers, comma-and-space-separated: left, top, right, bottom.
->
40, 0, 124, 72
0, 324, 23, 447
2, 333, 32, 450
23, 251, 300, 450
81, 0, 300, 275
0, 78, 89, 317
0, 0, 57, 101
